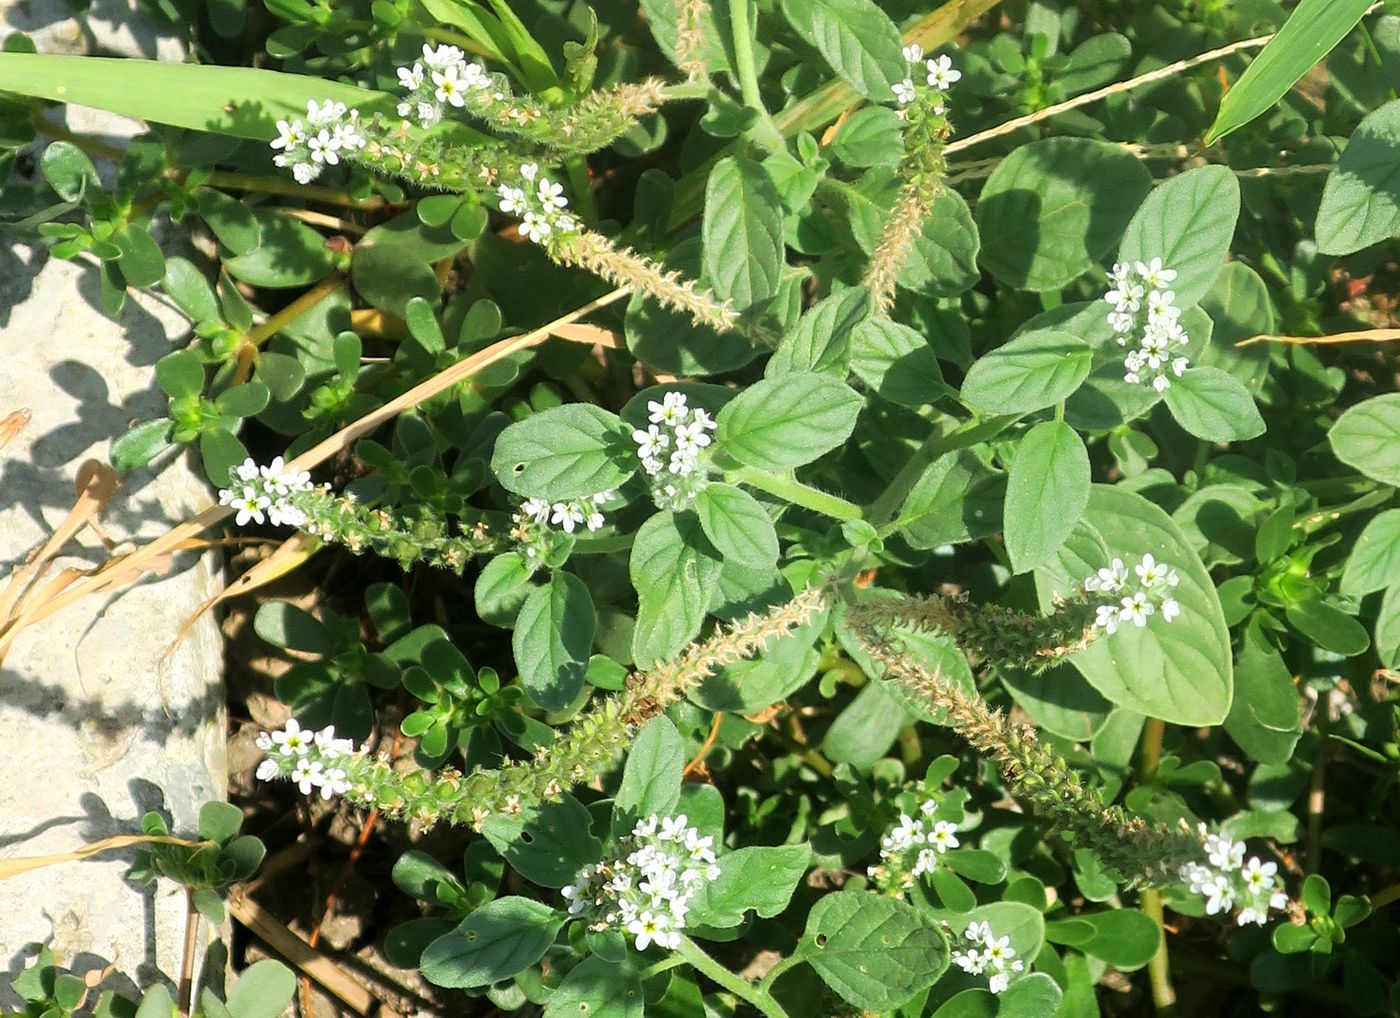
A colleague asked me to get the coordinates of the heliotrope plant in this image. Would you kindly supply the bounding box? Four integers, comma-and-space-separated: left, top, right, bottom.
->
8, 0, 1400, 1012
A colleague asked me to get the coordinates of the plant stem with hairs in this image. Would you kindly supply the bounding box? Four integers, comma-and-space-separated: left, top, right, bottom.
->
849, 625, 1201, 883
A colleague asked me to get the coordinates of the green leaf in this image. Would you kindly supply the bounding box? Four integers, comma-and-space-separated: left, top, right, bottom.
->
1376, 584, 1400, 669
800, 891, 949, 1011
392, 850, 466, 903
630, 511, 723, 666
689, 844, 811, 927
1207, 0, 1373, 144
542, 956, 644, 1018
832, 106, 904, 167
822, 679, 914, 768
849, 316, 944, 407
40, 140, 98, 201
1163, 366, 1265, 442
1286, 601, 1370, 656
113, 224, 166, 288
110, 418, 174, 470
1224, 624, 1302, 765
216, 381, 271, 418
0, 54, 399, 140
1330, 394, 1400, 485
1004, 421, 1090, 574
1118, 165, 1241, 309
716, 372, 863, 470
637, 0, 730, 73
157, 349, 205, 399
1316, 99, 1400, 255
492, 404, 636, 499
225, 214, 335, 289
198, 188, 261, 256
1342, 510, 1400, 597
975, 137, 1152, 291
482, 794, 602, 888
475, 552, 538, 627
198, 801, 243, 843
960, 329, 1091, 414
768, 286, 871, 378
1075, 909, 1161, 971
200, 427, 248, 486
958, 901, 1045, 969
254, 601, 332, 654
613, 715, 685, 835
512, 572, 594, 712
996, 973, 1062, 1017
695, 483, 780, 566
701, 155, 784, 310
780, 0, 905, 100
162, 257, 222, 324
1034, 485, 1233, 725
420, 897, 564, 989
224, 961, 296, 1018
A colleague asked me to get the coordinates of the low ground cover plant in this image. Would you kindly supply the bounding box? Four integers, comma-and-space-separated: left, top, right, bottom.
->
4, 0, 1400, 1014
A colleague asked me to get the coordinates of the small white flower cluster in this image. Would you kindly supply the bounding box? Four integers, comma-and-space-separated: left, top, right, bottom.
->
892, 44, 960, 111
869, 799, 960, 888
253, 719, 359, 800
1179, 831, 1289, 926
951, 920, 1025, 995
513, 491, 615, 537
561, 813, 720, 952
218, 456, 315, 527
632, 392, 716, 479
270, 100, 367, 184
395, 43, 491, 128
497, 162, 577, 243
1083, 554, 1181, 635
1104, 258, 1190, 393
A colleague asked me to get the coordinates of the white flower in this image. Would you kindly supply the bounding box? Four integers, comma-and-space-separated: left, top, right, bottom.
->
925, 53, 961, 90
521, 497, 551, 525
984, 935, 1016, 970
633, 424, 669, 460
254, 759, 280, 781
550, 501, 585, 534
659, 814, 689, 841
1084, 557, 1128, 593
292, 757, 324, 795
1119, 591, 1155, 627
674, 420, 713, 450
306, 129, 338, 165
1203, 877, 1235, 915
582, 502, 605, 532
648, 392, 689, 426
1094, 602, 1120, 635
1160, 597, 1181, 623
668, 447, 698, 476
520, 162, 539, 182
902, 43, 923, 63
930, 820, 959, 852
421, 42, 466, 71
1206, 834, 1245, 871
691, 408, 717, 432
221, 486, 270, 526
537, 177, 568, 210
521, 211, 552, 243
1241, 857, 1277, 892
892, 78, 916, 105
1236, 906, 1268, 926
432, 64, 470, 107
397, 62, 425, 91
305, 99, 346, 126
1136, 257, 1177, 288
271, 118, 305, 151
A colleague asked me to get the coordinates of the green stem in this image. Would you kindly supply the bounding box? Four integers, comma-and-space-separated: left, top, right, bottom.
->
870, 414, 1019, 532
677, 936, 790, 1018
756, 953, 804, 993
728, 0, 765, 115
1137, 717, 1177, 1018
564, 155, 600, 225
729, 465, 863, 522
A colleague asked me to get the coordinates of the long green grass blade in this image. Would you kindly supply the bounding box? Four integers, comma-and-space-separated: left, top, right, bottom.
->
0, 55, 395, 140
1205, 0, 1372, 144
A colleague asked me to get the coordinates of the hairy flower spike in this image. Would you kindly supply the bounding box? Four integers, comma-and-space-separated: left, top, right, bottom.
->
252, 590, 826, 830
846, 592, 1096, 673
866, 50, 959, 312
847, 623, 1201, 883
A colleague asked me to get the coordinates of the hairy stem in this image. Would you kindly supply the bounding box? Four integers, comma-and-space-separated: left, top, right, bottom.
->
1137, 717, 1178, 1016
728, 465, 863, 522
677, 936, 791, 1018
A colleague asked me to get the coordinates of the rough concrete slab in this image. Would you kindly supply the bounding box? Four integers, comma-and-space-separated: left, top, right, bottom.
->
0, 0, 226, 997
